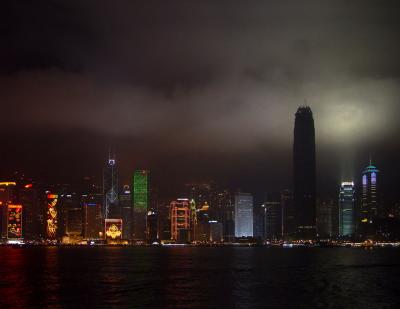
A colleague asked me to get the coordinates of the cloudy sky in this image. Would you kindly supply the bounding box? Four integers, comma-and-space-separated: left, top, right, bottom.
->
1, 1, 400, 197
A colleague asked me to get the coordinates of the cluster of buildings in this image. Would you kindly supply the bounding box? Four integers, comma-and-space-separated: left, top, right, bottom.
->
1, 106, 400, 245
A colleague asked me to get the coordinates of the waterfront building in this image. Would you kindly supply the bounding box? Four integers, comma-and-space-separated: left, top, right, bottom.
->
170, 199, 191, 242
293, 106, 317, 239
234, 193, 253, 237
103, 150, 119, 220
147, 209, 158, 243
20, 184, 41, 240
46, 192, 59, 240
317, 199, 336, 238
0, 182, 18, 239
339, 182, 355, 237
62, 193, 82, 237
133, 170, 149, 241
104, 218, 123, 243
281, 190, 295, 238
359, 161, 380, 238
82, 194, 103, 240
7, 204, 22, 240
264, 192, 282, 240
120, 185, 133, 240
209, 220, 223, 242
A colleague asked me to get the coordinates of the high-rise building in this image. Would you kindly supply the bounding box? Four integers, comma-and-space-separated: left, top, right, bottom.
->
103, 151, 119, 220
7, 204, 22, 240
82, 194, 103, 240
293, 106, 316, 239
170, 199, 191, 243
120, 185, 133, 240
234, 193, 253, 237
209, 220, 223, 242
281, 190, 295, 238
133, 170, 149, 241
60, 193, 82, 237
0, 182, 18, 240
263, 192, 282, 240
46, 192, 59, 240
147, 209, 158, 243
316, 199, 336, 238
359, 161, 380, 238
20, 184, 41, 240
339, 182, 355, 237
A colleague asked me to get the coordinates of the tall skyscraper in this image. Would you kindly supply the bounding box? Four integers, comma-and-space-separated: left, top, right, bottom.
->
119, 185, 133, 240
339, 182, 355, 237
103, 150, 119, 220
293, 106, 316, 239
359, 161, 380, 238
234, 193, 253, 237
133, 170, 149, 241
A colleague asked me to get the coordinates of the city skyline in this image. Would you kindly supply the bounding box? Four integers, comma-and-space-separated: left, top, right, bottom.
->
2, 2, 400, 308
1, 1, 400, 200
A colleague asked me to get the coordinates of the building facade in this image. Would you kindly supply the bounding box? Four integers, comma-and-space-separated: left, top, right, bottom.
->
170, 199, 191, 243
339, 182, 355, 237
359, 162, 380, 238
234, 193, 253, 237
133, 170, 149, 241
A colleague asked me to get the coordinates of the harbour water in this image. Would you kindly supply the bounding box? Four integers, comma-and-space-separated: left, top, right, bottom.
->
0, 246, 399, 308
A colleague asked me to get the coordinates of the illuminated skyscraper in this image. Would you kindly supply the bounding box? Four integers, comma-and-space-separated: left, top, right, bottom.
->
133, 170, 149, 241
103, 150, 119, 220
293, 106, 316, 239
170, 199, 191, 242
339, 182, 355, 237
359, 161, 380, 238
0, 182, 18, 239
234, 193, 253, 237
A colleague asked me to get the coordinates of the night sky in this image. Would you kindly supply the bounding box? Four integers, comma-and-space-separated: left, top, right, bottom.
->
1, 1, 400, 198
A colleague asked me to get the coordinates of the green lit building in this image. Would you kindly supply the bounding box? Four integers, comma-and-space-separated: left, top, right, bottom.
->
132, 170, 149, 241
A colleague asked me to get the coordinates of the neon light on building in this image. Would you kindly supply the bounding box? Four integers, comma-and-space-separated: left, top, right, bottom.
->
339, 182, 355, 237
133, 170, 149, 212
170, 199, 191, 241
46, 193, 58, 239
132, 170, 149, 240
105, 219, 122, 240
7, 204, 22, 239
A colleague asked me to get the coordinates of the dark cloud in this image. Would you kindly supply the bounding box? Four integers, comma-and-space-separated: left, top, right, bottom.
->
1, 0, 400, 197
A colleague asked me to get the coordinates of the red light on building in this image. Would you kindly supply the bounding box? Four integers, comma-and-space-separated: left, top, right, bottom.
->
170, 200, 191, 242
24, 184, 33, 189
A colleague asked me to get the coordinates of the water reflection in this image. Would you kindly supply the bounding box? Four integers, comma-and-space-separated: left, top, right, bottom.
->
0, 247, 399, 308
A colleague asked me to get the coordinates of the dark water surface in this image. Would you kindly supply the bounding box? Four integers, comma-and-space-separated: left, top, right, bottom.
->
0, 247, 399, 308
